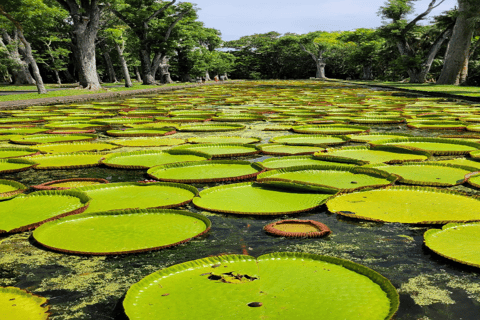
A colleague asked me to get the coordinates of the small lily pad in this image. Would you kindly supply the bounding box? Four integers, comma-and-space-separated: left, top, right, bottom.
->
264, 220, 331, 238
0, 180, 27, 200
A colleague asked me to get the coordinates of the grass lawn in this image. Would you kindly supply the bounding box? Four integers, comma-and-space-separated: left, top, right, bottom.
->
0, 82, 184, 102
350, 80, 480, 98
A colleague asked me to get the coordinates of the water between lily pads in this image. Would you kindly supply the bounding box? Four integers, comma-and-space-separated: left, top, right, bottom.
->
0, 81, 479, 320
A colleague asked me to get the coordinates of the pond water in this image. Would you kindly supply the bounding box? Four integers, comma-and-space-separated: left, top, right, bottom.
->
0, 80, 479, 320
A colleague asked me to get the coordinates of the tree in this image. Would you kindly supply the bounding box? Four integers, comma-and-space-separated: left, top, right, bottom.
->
103, 25, 133, 87
437, 0, 480, 84
378, 0, 453, 83
39, 35, 71, 84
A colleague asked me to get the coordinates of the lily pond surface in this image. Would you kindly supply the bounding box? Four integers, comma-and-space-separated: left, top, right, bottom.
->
1, 80, 480, 319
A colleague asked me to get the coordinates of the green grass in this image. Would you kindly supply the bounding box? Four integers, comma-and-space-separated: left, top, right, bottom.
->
350, 80, 480, 98
0, 82, 185, 102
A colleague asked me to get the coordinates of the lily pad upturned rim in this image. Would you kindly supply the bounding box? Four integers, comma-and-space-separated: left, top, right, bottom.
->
44, 129, 96, 134
368, 162, 479, 187
109, 137, 186, 147
465, 172, 480, 188
370, 137, 480, 155
346, 132, 413, 143
9, 134, 98, 145
0, 147, 41, 158
327, 185, 480, 224
32, 208, 212, 255
105, 128, 176, 137
424, 222, 480, 268
264, 220, 331, 238
186, 136, 262, 144
349, 117, 405, 124
0, 158, 37, 173
257, 143, 325, 156
173, 143, 260, 158
0, 179, 28, 200
178, 123, 246, 132
35, 141, 121, 154
270, 134, 350, 146
257, 165, 398, 193
123, 252, 399, 320
100, 149, 212, 169
147, 160, 265, 183
292, 124, 370, 135
32, 178, 110, 190
0, 189, 90, 234
29, 152, 107, 170
314, 145, 432, 165
0, 286, 51, 320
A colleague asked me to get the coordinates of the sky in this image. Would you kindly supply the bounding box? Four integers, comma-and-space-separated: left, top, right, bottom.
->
193, 0, 456, 41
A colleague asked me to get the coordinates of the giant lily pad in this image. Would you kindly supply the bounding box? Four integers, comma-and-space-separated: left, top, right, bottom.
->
173, 143, 259, 158
77, 182, 198, 214
28, 152, 105, 169
424, 223, 480, 268
257, 143, 324, 155
0, 159, 36, 173
106, 128, 176, 137
347, 133, 413, 143
10, 134, 97, 145
35, 142, 120, 154
178, 123, 245, 132
314, 146, 431, 165
0, 189, 90, 233
437, 158, 480, 170
193, 182, 332, 215
101, 150, 211, 169
292, 124, 369, 135
257, 155, 356, 170
187, 136, 261, 144
0, 127, 48, 135
0, 287, 50, 320
271, 134, 349, 146
32, 178, 109, 190
123, 252, 399, 320
369, 162, 477, 186
257, 165, 397, 192
372, 137, 480, 155
33, 209, 211, 255
147, 160, 264, 183
327, 186, 480, 224
0, 180, 27, 200
0, 147, 39, 159
111, 137, 185, 147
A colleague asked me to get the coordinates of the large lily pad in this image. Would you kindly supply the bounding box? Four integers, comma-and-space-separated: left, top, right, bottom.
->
257, 143, 324, 155
437, 158, 480, 170
327, 186, 480, 224
76, 182, 198, 214
10, 134, 97, 145
147, 160, 263, 183
263, 220, 331, 238
424, 223, 480, 268
0, 147, 39, 158
124, 252, 398, 320
35, 142, 120, 154
28, 152, 105, 169
0, 127, 48, 135
0, 189, 90, 233
110, 137, 186, 147
369, 162, 477, 186
0, 287, 50, 320
178, 123, 245, 132
193, 182, 332, 215
101, 150, 211, 169
257, 165, 397, 192
347, 133, 413, 143
187, 136, 261, 144
257, 155, 357, 170
173, 143, 259, 158
372, 137, 480, 155
314, 146, 431, 165
292, 124, 369, 135
106, 128, 176, 137
271, 134, 349, 146
0, 158, 36, 173
0, 180, 27, 200
32, 178, 109, 190
33, 209, 211, 255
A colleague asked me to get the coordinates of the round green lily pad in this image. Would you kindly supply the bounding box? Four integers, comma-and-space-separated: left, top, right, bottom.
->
0, 180, 27, 200
350, 117, 405, 124
466, 173, 480, 188
178, 123, 245, 132
424, 223, 480, 268
264, 220, 331, 238
257, 155, 356, 170
111, 137, 186, 147
0, 127, 48, 135
370, 162, 476, 186
0, 189, 90, 233
0, 147, 39, 159
187, 136, 261, 144
173, 144, 259, 158
148, 160, 263, 183
33, 209, 211, 255
271, 134, 349, 146
0, 287, 50, 320
0, 159, 36, 173
314, 146, 431, 165
29, 152, 105, 169
437, 158, 480, 170
35, 142, 120, 154
292, 124, 369, 135
373, 137, 480, 155
257, 165, 397, 192
10, 134, 96, 145
124, 252, 398, 320
32, 178, 109, 190
407, 121, 466, 130
92, 118, 153, 125
193, 182, 332, 215
327, 186, 480, 224
77, 182, 198, 214
257, 143, 324, 155
44, 121, 104, 130
347, 133, 413, 143
106, 128, 176, 137
101, 150, 211, 169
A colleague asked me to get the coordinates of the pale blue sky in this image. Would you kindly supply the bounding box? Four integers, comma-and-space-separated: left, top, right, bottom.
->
193, 0, 456, 41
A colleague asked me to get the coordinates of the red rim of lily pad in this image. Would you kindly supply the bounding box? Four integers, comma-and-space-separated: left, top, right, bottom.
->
45, 129, 96, 134
32, 178, 110, 190
264, 219, 331, 238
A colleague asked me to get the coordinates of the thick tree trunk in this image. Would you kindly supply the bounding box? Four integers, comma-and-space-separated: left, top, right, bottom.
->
159, 56, 173, 84
1, 30, 35, 85
114, 42, 132, 88
223, 73, 228, 80
63, 69, 76, 83
74, 33, 101, 90
100, 42, 117, 83
315, 60, 326, 79
362, 65, 374, 80
139, 49, 155, 84
16, 29, 46, 94
437, 0, 475, 85
205, 70, 211, 81
134, 66, 142, 82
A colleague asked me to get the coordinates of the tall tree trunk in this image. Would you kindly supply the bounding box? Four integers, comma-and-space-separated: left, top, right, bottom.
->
315, 60, 326, 79
139, 49, 155, 84
114, 42, 132, 88
437, 0, 476, 85
100, 41, 117, 83
223, 73, 228, 80
159, 56, 172, 84
16, 29, 46, 94
54, 70, 62, 84
205, 70, 211, 81
362, 65, 373, 80
1, 30, 35, 85
134, 66, 142, 82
